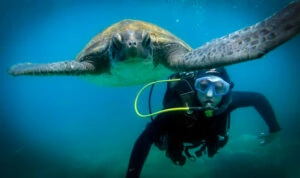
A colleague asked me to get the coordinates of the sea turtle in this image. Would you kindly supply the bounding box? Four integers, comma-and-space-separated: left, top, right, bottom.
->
8, 1, 300, 86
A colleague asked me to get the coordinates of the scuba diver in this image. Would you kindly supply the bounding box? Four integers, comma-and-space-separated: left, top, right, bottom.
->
126, 67, 281, 178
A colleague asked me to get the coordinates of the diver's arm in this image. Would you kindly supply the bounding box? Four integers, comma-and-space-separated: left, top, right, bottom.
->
126, 128, 154, 178
126, 115, 167, 178
230, 91, 281, 133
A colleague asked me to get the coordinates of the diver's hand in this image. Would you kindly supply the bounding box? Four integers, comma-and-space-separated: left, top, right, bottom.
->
171, 154, 186, 166
258, 131, 280, 145
166, 152, 186, 166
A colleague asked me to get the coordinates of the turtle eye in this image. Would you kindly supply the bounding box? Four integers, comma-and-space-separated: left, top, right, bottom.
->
142, 31, 151, 47
112, 33, 122, 49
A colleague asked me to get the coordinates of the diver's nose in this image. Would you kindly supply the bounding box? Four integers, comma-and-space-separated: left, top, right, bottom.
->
127, 40, 137, 48
206, 88, 214, 97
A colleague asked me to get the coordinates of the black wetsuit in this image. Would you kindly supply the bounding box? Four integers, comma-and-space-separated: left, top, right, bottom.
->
126, 91, 281, 178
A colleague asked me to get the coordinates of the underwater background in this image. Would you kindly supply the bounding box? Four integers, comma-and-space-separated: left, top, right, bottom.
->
1, 0, 300, 177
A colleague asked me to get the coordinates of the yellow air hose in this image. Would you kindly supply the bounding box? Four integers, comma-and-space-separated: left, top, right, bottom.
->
134, 78, 190, 118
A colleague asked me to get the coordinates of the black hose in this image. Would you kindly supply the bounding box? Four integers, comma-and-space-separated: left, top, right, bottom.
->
148, 83, 155, 121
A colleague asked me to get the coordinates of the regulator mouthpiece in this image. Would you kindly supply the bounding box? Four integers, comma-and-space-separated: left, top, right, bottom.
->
205, 110, 213, 117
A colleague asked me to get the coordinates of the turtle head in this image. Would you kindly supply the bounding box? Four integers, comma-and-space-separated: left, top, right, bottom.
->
110, 30, 153, 62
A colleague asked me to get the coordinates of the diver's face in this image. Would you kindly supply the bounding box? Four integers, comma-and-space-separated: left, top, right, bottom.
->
194, 75, 230, 108
197, 86, 223, 108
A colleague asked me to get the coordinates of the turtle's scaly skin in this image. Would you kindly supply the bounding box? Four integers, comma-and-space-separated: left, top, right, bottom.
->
176, 1, 300, 70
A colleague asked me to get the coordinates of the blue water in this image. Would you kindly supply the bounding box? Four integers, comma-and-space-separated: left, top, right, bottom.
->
1, 0, 300, 178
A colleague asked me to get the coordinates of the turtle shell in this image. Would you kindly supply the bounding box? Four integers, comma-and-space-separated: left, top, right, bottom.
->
75, 19, 192, 66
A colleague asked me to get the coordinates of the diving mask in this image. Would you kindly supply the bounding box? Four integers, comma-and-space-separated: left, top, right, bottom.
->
194, 76, 230, 96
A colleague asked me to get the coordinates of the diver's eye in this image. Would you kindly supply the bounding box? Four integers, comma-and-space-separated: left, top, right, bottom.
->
199, 80, 209, 91
142, 31, 151, 47
112, 33, 122, 49
215, 82, 225, 93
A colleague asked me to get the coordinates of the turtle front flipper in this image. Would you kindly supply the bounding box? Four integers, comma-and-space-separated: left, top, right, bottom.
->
8, 61, 96, 76
176, 1, 300, 71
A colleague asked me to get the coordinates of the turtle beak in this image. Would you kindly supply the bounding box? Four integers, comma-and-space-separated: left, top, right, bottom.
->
126, 46, 138, 58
